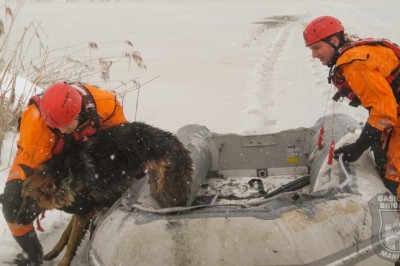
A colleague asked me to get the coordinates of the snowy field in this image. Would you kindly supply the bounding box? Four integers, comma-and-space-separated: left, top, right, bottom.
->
0, 0, 399, 264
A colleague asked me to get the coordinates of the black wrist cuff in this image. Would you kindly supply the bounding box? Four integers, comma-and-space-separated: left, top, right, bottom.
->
356, 122, 382, 150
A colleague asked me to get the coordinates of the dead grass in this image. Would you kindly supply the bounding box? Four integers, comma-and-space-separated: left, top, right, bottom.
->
0, 2, 146, 163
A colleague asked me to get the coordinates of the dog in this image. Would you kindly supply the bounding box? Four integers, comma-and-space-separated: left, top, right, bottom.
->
17, 121, 193, 266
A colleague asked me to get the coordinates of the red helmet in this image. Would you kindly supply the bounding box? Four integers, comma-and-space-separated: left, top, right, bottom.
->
303, 16, 344, 47
40, 82, 82, 128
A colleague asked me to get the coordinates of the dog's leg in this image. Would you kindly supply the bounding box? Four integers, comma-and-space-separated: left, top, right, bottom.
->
43, 216, 74, 261
58, 213, 91, 266
147, 155, 193, 207
147, 159, 168, 205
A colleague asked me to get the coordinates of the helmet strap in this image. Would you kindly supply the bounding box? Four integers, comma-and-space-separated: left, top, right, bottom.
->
324, 33, 347, 67
322, 39, 340, 67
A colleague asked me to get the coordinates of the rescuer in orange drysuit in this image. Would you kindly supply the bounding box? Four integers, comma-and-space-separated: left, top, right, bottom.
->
1, 81, 127, 265
303, 16, 400, 198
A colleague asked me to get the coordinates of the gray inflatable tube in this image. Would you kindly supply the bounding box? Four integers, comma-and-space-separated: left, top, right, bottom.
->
87, 114, 397, 266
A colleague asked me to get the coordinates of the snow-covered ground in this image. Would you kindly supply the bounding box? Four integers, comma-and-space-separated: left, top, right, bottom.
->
0, 0, 399, 264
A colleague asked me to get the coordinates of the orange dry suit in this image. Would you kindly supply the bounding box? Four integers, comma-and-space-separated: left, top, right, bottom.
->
330, 39, 400, 196
1, 82, 127, 263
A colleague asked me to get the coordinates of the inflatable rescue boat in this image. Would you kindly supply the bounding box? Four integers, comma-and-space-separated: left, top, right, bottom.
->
87, 114, 400, 266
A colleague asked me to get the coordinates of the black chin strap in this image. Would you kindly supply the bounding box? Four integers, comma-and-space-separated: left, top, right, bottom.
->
323, 39, 341, 68
324, 39, 338, 51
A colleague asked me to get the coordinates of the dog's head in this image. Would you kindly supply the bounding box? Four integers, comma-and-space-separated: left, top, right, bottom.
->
20, 164, 58, 210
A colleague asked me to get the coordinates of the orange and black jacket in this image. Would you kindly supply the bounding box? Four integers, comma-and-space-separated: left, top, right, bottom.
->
8, 83, 127, 183
3, 84, 126, 238
334, 44, 400, 130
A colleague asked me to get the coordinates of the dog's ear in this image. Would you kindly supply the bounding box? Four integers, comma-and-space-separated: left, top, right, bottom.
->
19, 164, 35, 178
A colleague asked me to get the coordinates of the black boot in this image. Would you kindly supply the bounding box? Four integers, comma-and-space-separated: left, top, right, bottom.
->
13, 230, 43, 266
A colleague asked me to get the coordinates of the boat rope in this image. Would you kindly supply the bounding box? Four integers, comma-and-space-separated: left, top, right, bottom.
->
122, 190, 326, 215
87, 156, 350, 238
126, 202, 251, 214
337, 154, 356, 189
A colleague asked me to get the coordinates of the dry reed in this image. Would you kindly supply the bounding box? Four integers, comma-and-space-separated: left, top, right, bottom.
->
0, 2, 147, 163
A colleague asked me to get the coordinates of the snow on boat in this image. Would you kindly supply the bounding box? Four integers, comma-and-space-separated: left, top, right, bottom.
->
87, 114, 399, 266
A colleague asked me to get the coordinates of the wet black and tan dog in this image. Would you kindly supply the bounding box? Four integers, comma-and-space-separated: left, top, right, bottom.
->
17, 121, 193, 266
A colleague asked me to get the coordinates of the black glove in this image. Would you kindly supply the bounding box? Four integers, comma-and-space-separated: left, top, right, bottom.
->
334, 122, 382, 162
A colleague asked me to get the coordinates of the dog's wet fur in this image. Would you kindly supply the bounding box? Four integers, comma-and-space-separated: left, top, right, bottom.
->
18, 122, 193, 266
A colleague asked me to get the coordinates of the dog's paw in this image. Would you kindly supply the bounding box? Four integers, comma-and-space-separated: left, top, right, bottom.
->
43, 251, 59, 261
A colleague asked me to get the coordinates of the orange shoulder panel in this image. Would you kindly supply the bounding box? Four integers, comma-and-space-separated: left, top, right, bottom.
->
84, 84, 127, 128
8, 104, 56, 181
